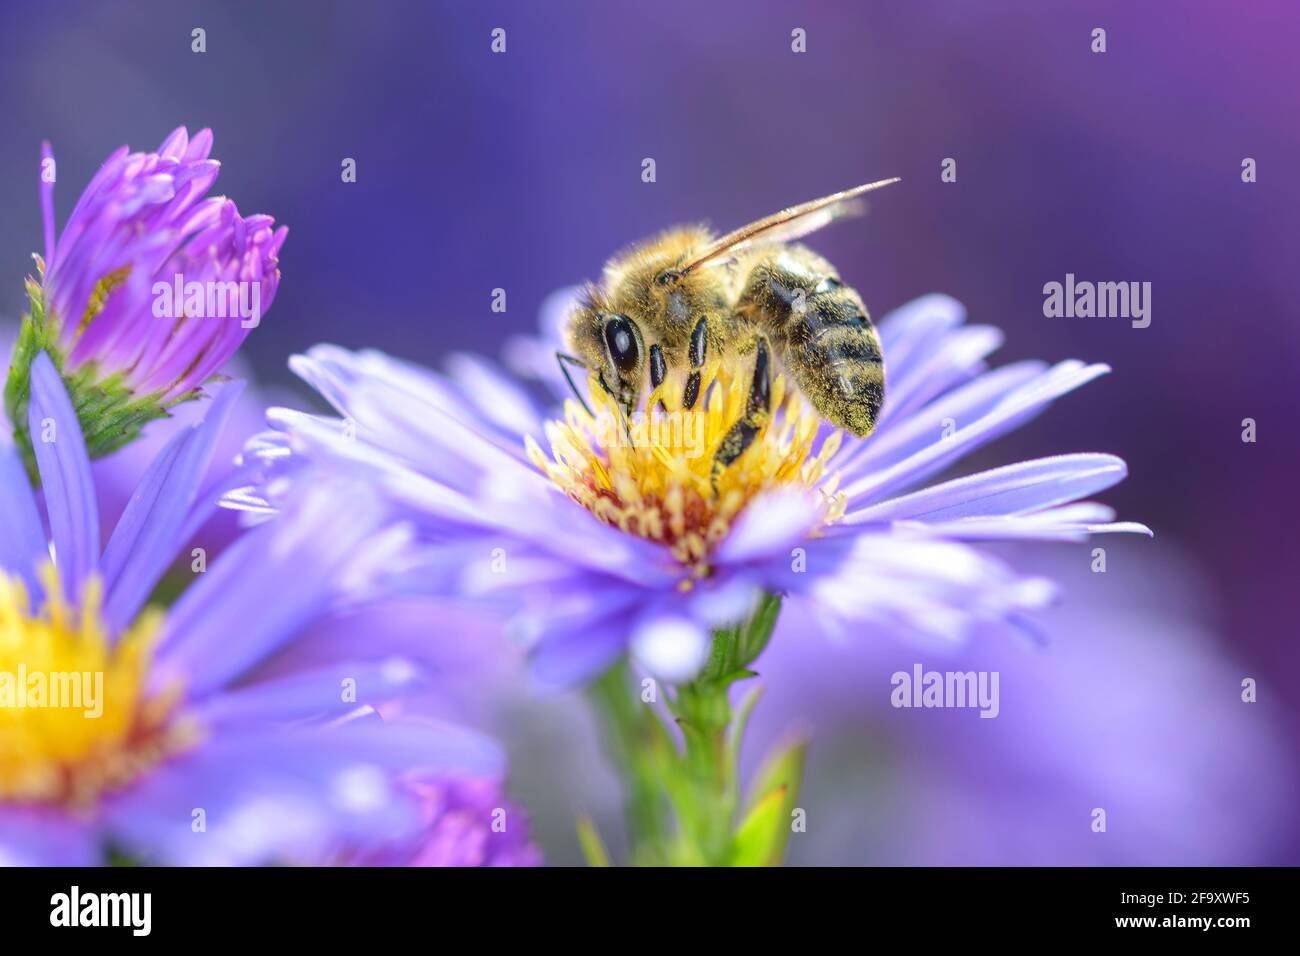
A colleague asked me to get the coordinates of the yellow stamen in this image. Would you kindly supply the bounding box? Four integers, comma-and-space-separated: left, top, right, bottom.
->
78, 265, 132, 335
0, 564, 195, 811
527, 359, 847, 579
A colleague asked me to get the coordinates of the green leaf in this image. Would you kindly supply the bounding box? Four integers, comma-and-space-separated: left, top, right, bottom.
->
726, 682, 765, 777
576, 814, 612, 867
739, 732, 808, 866
727, 784, 788, 867
744, 733, 808, 813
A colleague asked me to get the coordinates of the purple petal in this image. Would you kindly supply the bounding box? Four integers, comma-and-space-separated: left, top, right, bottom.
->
878, 324, 1003, 428
0, 807, 98, 866
910, 508, 1154, 541
156, 126, 189, 159
191, 659, 427, 729
715, 488, 822, 563
525, 593, 642, 687
844, 454, 1132, 524
28, 352, 99, 595
630, 615, 710, 683
103, 719, 502, 865
445, 352, 546, 441
804, 534, 1058, 646
875, 294, 968, 386
842, 361, 1110, 503
152, 483, 398, 699
838, 360, 1048, 477
100, 380, 244, 632
500, 285, 589, 407
183, 128, 214, 163
0, 436, 48, 593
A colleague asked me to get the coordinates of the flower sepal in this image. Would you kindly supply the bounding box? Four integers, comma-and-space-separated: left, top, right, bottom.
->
698, 592, 783, 683
4, 276, 193, 477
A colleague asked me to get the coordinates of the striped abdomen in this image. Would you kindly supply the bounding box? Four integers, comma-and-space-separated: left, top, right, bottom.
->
736, 245, 885, 436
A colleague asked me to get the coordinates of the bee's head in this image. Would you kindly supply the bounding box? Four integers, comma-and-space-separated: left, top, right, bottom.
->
565, 296, 646, 417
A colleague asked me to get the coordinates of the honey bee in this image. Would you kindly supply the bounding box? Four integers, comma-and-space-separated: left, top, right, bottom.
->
559, 178, 899, 478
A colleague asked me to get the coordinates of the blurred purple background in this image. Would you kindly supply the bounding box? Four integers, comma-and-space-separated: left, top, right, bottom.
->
1, 0, 1296, 863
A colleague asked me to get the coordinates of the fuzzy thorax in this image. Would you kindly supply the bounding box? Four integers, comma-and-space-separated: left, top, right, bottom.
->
526, 357, 846, 582
0, 566, 194, 810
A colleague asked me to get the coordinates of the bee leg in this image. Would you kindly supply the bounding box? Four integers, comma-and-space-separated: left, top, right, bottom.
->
682, 316, 708, 410
711, 334, 772, 490
649, 343, 668, 413
555, 351, 595, 417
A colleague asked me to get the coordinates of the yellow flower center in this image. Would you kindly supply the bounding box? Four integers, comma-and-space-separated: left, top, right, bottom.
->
526, 358, 846, 582
0, 565, 194, 811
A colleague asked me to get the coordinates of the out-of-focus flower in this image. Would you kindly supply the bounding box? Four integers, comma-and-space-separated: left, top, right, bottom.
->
349, 774, 542, 867
236, 293, 1148, 687
92, 358, 293, 554
4, 127, 286, 469
0, 353, 500, 866
745, 540, 1298, 865
463, 540, 1295, 866
248, 598, 542, 867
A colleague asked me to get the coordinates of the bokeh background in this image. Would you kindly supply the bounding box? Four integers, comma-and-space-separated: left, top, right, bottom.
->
1, 0, 1296, 863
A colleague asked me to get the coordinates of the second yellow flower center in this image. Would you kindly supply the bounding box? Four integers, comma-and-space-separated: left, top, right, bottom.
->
0, 565, 194, 811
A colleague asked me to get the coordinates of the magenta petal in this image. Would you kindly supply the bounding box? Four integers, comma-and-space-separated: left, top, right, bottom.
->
38, 128, 283, 396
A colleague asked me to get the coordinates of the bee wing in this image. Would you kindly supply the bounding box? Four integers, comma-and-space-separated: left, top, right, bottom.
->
679, 177, 901, 273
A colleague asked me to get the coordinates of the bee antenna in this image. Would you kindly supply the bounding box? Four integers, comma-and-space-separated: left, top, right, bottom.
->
555, 352, 595, 417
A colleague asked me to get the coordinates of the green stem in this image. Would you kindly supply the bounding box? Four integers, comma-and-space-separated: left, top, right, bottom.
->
670, 656, 741, 864
586, 593, 794, 866
587, 661, 673, 864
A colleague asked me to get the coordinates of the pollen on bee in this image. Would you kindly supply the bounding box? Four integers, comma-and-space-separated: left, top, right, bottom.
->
527, 356, 847, 578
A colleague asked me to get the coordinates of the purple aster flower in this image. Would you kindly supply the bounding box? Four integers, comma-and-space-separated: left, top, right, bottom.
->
237, 292, 1149, 687
0, 352, 500, 866
5, 127, 287, 468
347, 774, 543, 867
230, 288, 1154, 866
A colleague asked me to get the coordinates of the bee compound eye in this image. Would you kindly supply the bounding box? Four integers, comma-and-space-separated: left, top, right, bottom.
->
603, 314, 641, 374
